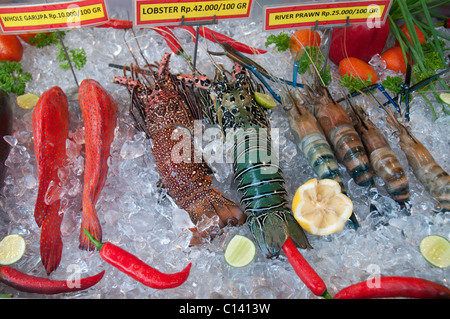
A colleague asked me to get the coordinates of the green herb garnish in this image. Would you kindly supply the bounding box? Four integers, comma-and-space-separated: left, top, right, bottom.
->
340, 74, 373, 93
29, 31, 66, 48
295, 46, 331, 85
0, 61, 32, 95
265, 32, 290, 52
56, 43, 87, 70
382, 76, 404, 94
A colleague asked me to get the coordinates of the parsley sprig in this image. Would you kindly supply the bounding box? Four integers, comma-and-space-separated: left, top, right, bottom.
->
382, 76, 403, 94
340, 74, 373, 94
0, 61, 32, 95
29, 31, 66, 48
265, 32, 291, 52
56, 43, 87, 71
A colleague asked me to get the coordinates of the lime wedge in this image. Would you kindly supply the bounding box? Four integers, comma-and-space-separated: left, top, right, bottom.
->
0, 234, 26, 265
255, 92, 277, 109
419, 235, 450, 269
440, 93, 450, 105
224, 234, 256, 268
16, 93, 39, 110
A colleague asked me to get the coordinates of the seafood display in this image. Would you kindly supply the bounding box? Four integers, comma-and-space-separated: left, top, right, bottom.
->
32, 87, 69, 274
113, 53, 245, 244
0, 3, 448, 300
179, 62, 311, 257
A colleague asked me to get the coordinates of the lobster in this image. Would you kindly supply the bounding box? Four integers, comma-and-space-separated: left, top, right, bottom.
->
113, 53, 246, 244
179, 62, 312, 258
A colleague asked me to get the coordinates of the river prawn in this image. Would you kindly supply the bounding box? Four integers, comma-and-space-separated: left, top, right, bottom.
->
32, 87, 69, 274
285, 90, 345, 193
114, 53, 246, 245
78, 79, 118, 251
348, 101, 410, 205
384, 107, 450, 211
179, 61, 311, 258
303, 83, 374, 188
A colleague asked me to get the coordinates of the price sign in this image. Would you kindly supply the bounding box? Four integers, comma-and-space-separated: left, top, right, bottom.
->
0, 0, 109, 33
134, 0, 252, 26
264, 0, 392, 31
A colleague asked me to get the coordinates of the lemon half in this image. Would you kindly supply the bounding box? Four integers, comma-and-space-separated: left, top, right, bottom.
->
16, 93, 39, 110
292, 178, 353, 236
0, 234, 26, 265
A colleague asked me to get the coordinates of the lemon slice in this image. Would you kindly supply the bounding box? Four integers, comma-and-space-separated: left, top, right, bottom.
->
255, 92, 277, 109
0, 234, 26, 265
292, 178, 353, 236
16, 93, 39, 110
419, 235, 450, 269
440, 93, 450, 105
224, 234, 256, 268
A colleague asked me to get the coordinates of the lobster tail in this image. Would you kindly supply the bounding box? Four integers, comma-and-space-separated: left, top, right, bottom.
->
189, 191, 246, 245
248, 209, 311, 258
209, 191, 247, 228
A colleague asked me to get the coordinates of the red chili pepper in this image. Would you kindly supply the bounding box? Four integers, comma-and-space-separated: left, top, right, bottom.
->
200, 27, 267, 54
0, 266, 104, 295
334, 276, 450, 299
282, 238, 332, 299
96, 19, 133, 29
84, 229, 192, 289
177, 26, 196, 41
150, 26, 186, 56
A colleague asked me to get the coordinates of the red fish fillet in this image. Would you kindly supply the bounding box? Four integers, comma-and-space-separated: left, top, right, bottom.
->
78, 79, 118, 250
32, 87, 69, 274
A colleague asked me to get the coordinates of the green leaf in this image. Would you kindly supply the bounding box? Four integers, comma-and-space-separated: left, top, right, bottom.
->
30, 31, 66, 48
382, 76, 404, 94
0, 61, 32, 95
56, 43, 87, 70
340, 74, 373, 94
265, 32, 290, 52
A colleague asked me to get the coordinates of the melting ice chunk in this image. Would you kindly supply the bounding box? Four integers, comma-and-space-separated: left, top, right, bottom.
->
120, 140, 146, 159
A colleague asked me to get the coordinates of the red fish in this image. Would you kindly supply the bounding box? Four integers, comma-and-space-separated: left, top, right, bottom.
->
78, 79, 118, 250
32, 87, 69, 274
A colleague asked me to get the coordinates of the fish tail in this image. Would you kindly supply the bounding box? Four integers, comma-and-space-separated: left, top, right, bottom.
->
79, 201, 102, 251
248, 208, 312, 258
40, 204, 63, 275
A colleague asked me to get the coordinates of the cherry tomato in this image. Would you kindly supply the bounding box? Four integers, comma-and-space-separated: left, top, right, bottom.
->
0, 35, 23, 62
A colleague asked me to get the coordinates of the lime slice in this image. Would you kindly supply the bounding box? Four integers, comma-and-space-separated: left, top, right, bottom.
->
224, 234, 256, 268
0, 234, 26, 265
440, 93, 450, 105
419, 235, 450, 268
16, 93, 39, 110
255, 92, 277, 109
